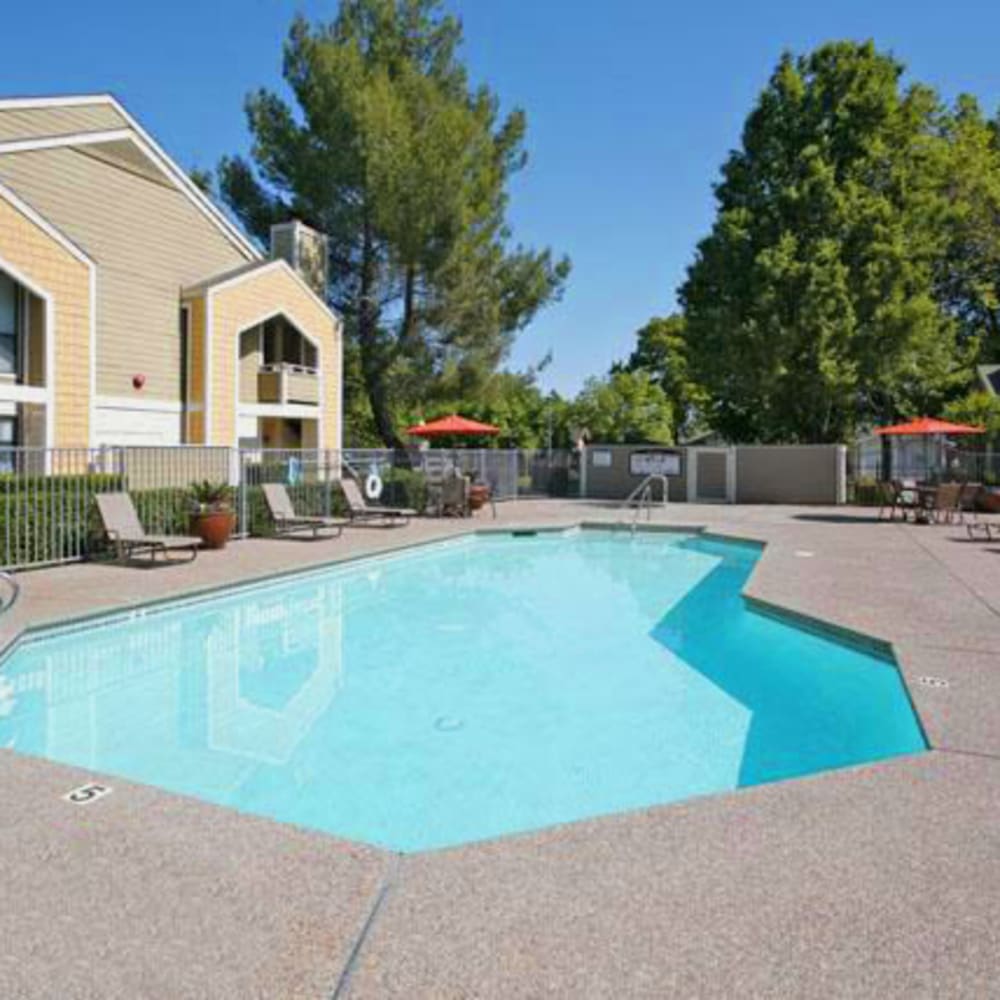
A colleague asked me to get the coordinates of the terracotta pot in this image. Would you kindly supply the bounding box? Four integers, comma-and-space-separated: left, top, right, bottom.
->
190, 510, 235, 549
468, 485, 490, 511
978, 488, 1000, 514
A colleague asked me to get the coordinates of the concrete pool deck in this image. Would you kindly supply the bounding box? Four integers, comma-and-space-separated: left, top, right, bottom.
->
1, 500, 999, 997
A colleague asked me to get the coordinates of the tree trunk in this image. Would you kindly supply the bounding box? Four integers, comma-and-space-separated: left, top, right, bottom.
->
401, 265, 418, 347
358, 220, 405, 450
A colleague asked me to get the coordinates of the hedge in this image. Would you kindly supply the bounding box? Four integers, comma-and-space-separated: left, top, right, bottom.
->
0, 467, 434, 568
0, 474, 124, 568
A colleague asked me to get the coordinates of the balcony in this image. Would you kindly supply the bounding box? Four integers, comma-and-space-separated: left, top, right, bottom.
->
256, 363, 320, 406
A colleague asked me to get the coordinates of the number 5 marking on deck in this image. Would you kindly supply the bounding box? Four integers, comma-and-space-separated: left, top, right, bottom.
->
63, 783, 112, 805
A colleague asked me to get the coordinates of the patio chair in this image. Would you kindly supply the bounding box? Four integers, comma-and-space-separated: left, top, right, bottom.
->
95, 493, 201, 564
262, 484, 347, 540
340, 476, 415, 526
440, 468, 471, 517
878, 480, 919, 521
421, 452, 451, 517
928, 482, 963, 525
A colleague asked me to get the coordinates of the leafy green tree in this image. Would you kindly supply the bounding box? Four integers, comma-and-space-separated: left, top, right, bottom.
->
214, 1, 569, 447
680, 41, 970, 443
614, 314, 706, 440
406, 361, 574, 449
935, 96, 1000, 359
571, 370, 674, 444
943, 390, 1000, 443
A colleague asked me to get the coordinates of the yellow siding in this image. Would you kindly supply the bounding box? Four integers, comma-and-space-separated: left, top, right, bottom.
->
0, 103, 128, 142
239, 326, 262, 403
0, 195, 91, 447
0, 145, 252, 402
187, 295, 206, 443
26, 290, 45, 386
208, 267, 340, 448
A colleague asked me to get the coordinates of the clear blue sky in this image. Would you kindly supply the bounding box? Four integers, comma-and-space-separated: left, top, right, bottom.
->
5, 1, 1000, 395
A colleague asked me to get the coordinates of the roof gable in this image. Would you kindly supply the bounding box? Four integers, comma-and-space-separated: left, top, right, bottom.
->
0, 94, 262, 262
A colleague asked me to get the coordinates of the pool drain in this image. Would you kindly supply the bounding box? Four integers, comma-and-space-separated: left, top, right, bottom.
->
434, 716, 464, 732
917, 676, 950, 689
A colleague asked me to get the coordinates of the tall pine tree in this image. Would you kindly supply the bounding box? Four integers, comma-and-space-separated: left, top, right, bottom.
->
215, 1, 569, 447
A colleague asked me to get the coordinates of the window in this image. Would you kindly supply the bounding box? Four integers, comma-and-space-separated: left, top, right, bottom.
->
262, 317, 316, 370
0, 272, 19, 377
0, 415, 17, 473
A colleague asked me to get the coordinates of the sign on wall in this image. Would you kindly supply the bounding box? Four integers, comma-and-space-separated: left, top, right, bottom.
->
629, 449, 681, 477
591, 449, 613, 468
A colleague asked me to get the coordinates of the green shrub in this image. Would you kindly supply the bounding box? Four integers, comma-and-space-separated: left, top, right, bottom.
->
243, 482, 346, 537
378, 468, 427, 512
130, 488, 194, 536
0, 464, 432, 565
0, 474, 124, 567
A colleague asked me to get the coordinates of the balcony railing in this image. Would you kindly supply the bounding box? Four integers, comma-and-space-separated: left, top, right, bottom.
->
256, 363, 320, 406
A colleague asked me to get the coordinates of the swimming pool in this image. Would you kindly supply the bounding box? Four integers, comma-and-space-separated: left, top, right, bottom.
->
0, 529, 925, 851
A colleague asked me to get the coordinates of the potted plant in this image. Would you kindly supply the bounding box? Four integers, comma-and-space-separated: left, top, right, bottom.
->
468, 479, 490, 512
188, 480, 236, 549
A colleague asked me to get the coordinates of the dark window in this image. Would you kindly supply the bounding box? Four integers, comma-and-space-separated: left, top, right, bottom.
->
0, 415, 18, 473
0, 272, 19, 377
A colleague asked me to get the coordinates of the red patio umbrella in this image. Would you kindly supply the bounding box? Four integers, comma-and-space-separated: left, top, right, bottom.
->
874, 417, 984, 482
874, 417, 984, 436
405, 414, 500, 438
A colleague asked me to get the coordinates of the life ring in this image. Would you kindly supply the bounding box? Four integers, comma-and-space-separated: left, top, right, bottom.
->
365, 471, 383, 500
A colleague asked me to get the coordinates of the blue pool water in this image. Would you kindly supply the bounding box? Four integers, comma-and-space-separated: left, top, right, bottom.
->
0, 530, 925, 851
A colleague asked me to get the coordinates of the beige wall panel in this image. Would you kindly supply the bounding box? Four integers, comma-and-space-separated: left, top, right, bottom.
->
0, 145, 251, 402
0, 104, 128, 142
79, 141, 170, 186
734, 445, 844, 504
0, 195, 92, 446
696, 452, 728, 500
584, 445, 688, 502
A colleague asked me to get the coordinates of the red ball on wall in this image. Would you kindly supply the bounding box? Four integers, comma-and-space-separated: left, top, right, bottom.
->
132, 374, 146, 390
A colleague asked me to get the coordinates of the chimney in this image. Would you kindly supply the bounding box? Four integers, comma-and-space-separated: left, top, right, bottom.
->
270, 220, 329, 299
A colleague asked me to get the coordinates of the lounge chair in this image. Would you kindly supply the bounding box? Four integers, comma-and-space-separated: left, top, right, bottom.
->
262, 484, 346, 539
340, 477, 415, 526
967, 515, 998, 541
965, 486, 1000, 540
95, 493, 201, 563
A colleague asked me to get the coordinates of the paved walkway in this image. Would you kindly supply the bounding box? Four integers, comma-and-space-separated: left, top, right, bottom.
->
1, 501, 999, 997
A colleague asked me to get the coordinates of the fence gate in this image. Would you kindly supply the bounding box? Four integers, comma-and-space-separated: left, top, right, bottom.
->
686, 447, 736, 503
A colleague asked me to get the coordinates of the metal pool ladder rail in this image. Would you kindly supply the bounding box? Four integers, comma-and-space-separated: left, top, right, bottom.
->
0, 571, 20, 615
628, 475, 669, 531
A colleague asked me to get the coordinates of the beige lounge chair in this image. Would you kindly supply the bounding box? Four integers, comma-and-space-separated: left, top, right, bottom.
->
262, 483, 346, 539
340, 477, 415, 526
96, 493, 201, 563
